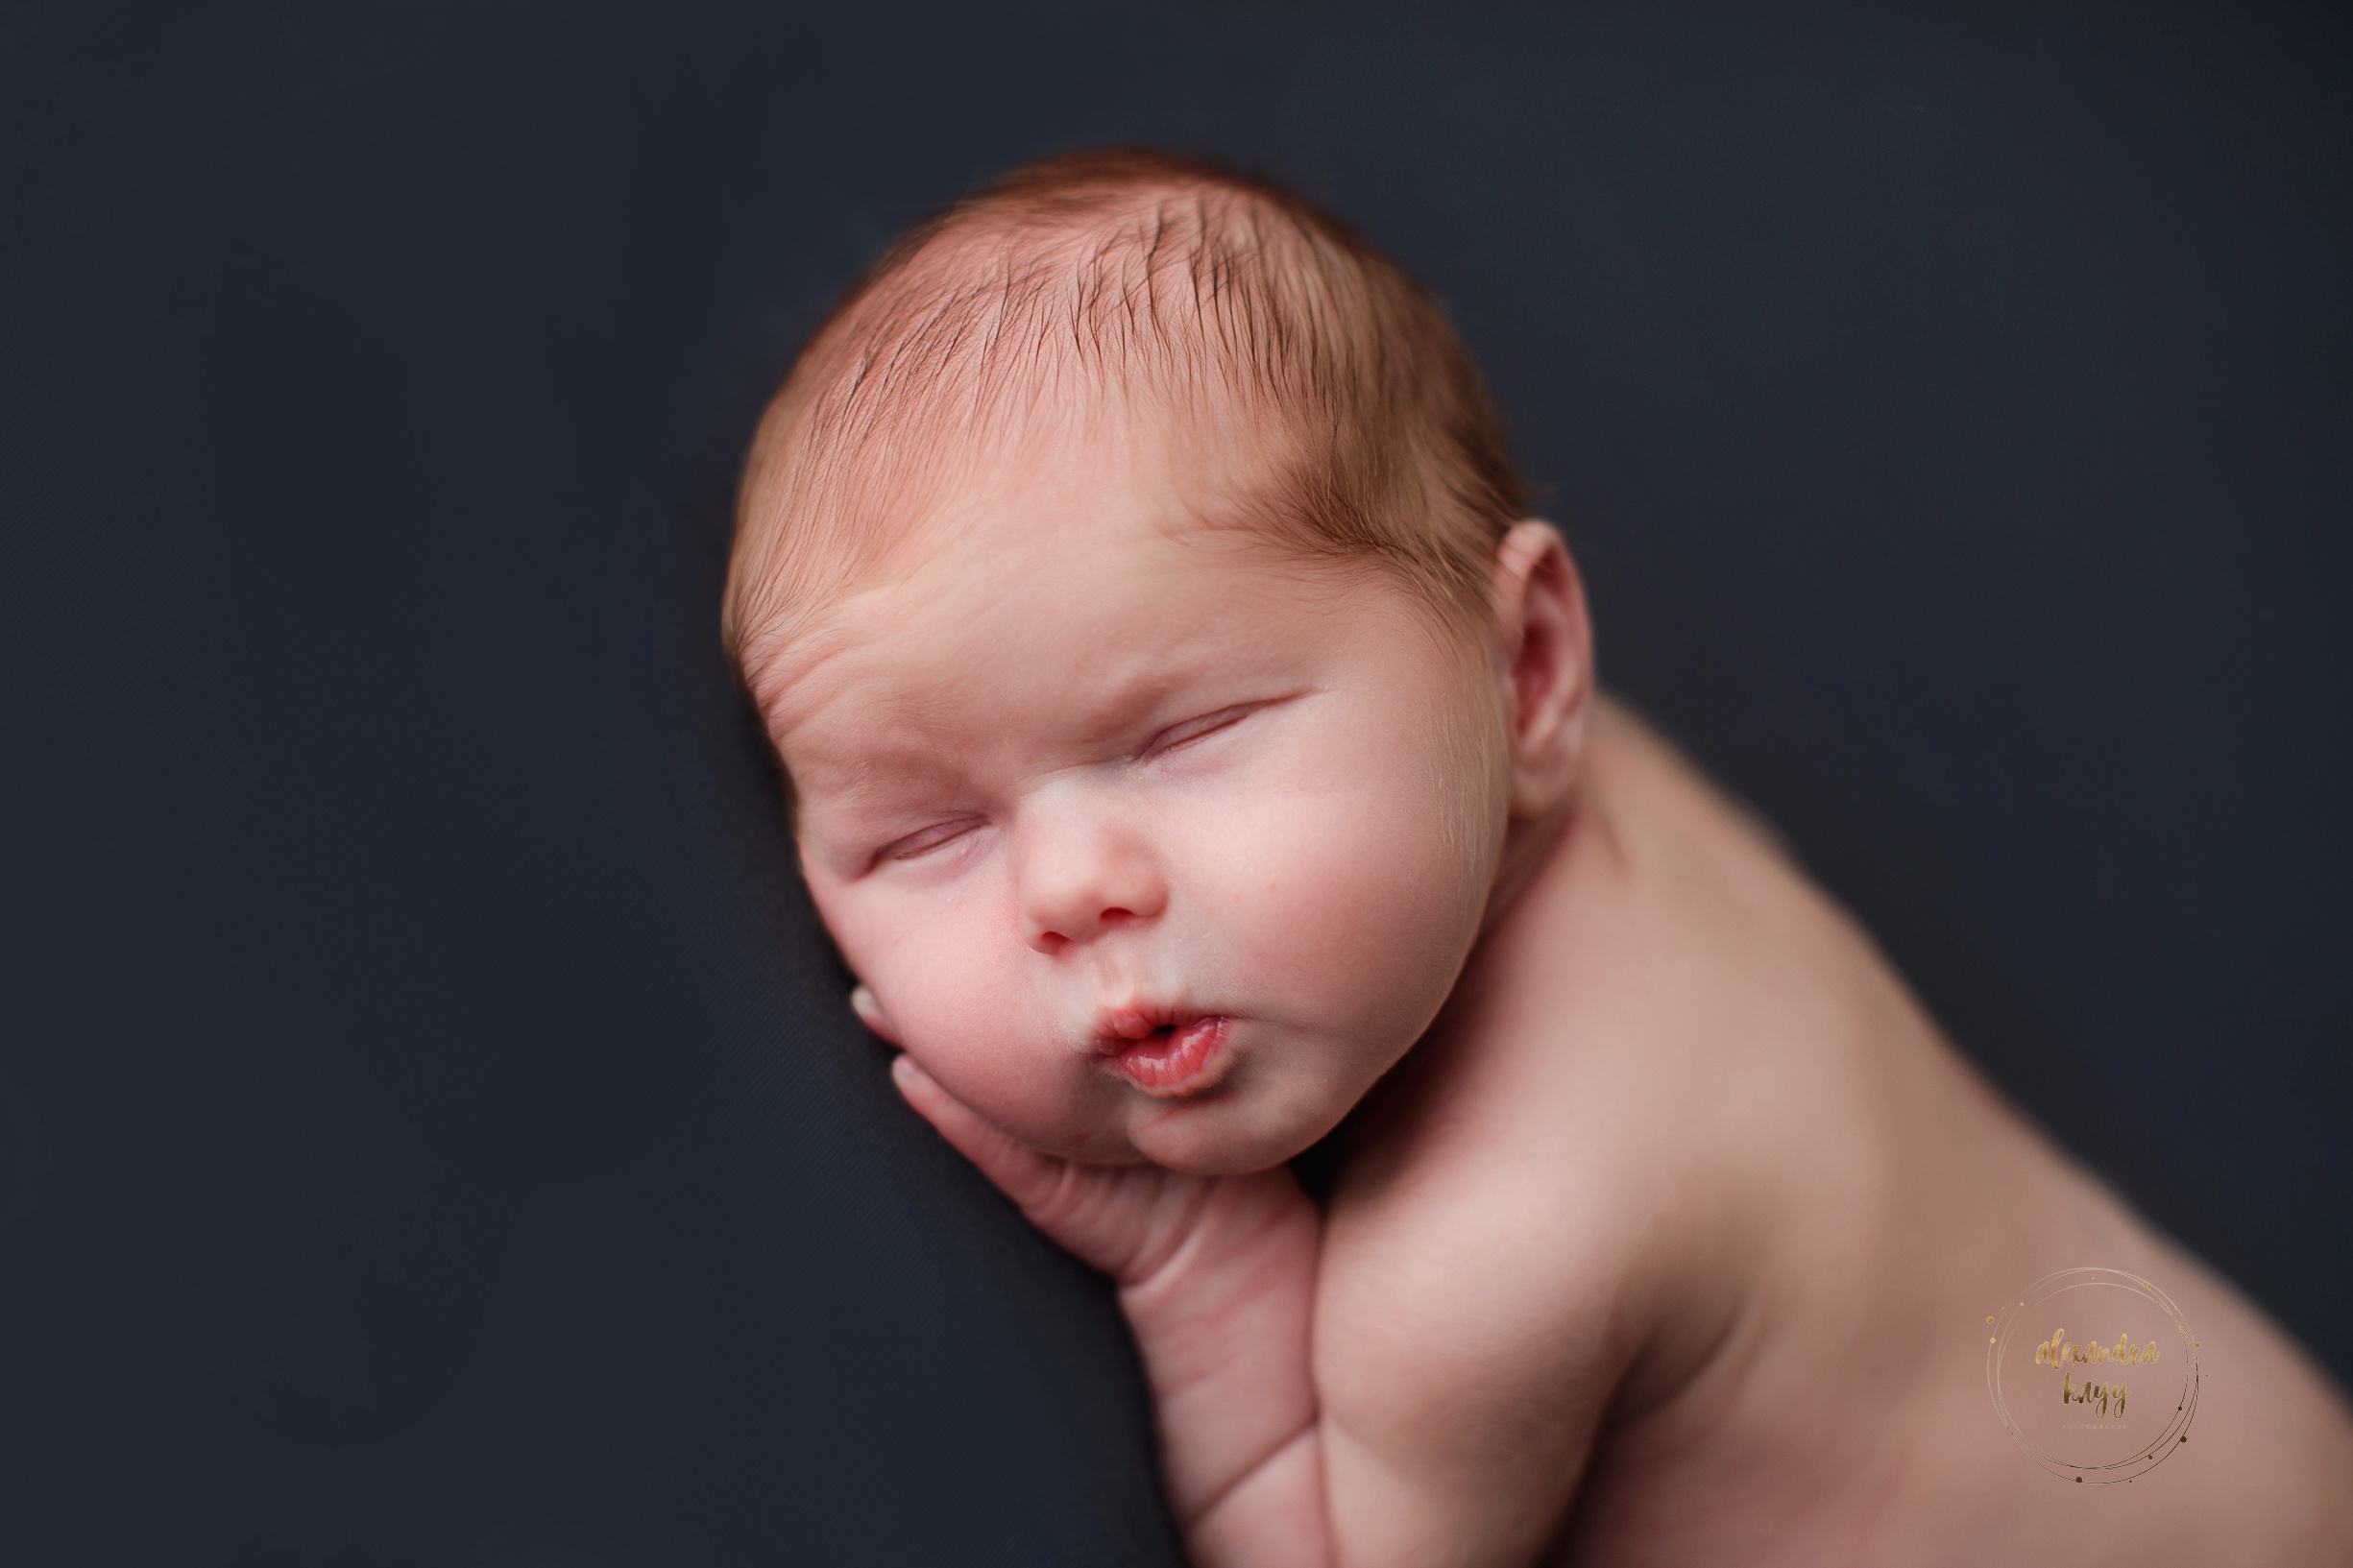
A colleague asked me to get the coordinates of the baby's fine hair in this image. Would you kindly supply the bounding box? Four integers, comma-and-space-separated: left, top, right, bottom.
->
725, 147, 1529, 688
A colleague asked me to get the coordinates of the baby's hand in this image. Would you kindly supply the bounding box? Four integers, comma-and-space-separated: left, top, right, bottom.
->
891, 1055, 1332, 1568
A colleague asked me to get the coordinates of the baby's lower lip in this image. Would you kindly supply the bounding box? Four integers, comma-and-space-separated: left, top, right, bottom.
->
1105, 1016, 1232, 1098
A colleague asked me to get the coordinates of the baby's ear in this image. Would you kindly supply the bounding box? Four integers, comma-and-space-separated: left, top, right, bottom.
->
1490, 521, 1593, 816
849, 983, 903, 1045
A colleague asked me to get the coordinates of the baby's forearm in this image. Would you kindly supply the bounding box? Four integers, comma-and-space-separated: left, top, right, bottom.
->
1116, 1171, 1331, 1568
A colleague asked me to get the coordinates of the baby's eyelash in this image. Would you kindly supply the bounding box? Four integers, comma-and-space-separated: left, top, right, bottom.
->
880, 817, 982, 863
1141, 702, 1265, 759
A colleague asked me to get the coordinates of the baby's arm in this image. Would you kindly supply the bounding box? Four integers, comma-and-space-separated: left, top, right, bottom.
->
892, 1057, 1333, 1568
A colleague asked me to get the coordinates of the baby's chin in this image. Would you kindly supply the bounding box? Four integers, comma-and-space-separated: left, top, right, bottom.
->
1118, 1083, 1345, 1176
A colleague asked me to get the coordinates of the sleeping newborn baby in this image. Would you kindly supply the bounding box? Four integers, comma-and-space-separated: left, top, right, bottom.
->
724, 149, 2353, 1565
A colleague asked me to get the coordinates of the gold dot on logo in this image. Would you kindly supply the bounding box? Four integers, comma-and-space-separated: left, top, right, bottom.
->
1986, 1315, 1995, 1323
2075, 1476, 2083, 1483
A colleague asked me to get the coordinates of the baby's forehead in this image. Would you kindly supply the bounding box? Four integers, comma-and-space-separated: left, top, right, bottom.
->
741, 384, 1485, 758
768, 490, 1399, 750
811, 466, 1345, 663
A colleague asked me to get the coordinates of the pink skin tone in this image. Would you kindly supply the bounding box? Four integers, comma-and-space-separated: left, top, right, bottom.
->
773, 422, 1505, 1180
754, 420, 2353, 1566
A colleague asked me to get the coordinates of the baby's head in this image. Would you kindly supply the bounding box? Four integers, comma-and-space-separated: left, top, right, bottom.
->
726, 149, 1590, 1174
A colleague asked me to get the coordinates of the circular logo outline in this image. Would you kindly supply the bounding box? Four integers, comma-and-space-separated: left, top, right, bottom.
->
1986, 1266, 2199, 1484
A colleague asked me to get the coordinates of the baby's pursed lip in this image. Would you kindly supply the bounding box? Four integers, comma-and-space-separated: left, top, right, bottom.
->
1093, 1007, 1235, 1098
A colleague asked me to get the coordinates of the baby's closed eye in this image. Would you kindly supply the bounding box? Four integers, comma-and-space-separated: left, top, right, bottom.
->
1138, 692, 1304, 765
877, 815, 987, 863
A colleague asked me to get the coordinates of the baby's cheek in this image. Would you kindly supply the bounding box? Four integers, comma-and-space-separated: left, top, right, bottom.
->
866, 902, 1086, 1142
1217, 770, 1479, 985
819, 882, 994, 1049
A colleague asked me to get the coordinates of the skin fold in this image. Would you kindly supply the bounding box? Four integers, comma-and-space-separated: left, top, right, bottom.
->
754, 415, 2353, 1567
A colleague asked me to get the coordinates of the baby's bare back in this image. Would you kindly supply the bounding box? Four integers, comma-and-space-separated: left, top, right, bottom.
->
1313, 699, 2353, 1566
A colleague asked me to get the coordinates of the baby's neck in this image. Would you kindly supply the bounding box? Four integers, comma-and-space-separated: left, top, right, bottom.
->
1478, 776, 1578, 943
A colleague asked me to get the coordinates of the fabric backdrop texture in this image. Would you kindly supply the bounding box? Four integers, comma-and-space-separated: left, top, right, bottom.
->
4, 2, 2348, 1563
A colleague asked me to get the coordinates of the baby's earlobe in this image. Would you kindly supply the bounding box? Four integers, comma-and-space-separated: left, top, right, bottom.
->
850, 983, 902, 1045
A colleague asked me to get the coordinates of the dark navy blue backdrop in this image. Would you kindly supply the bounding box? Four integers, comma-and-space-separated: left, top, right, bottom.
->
5, 3, 2347, 1562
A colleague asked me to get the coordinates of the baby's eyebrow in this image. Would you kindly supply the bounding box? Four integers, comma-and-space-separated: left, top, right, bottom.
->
790, 752, 963, 817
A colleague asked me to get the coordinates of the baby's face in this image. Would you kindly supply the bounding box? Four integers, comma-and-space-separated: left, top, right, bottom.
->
762, 430, 1510, 1173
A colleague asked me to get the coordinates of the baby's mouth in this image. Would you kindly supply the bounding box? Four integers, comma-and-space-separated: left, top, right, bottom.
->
1095, 1009, 1234, 1098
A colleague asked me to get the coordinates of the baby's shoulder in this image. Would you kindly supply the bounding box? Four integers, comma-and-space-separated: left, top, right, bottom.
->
1312, 701, 1883, 1408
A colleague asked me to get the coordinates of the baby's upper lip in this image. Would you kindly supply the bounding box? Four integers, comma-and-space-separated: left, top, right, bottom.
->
1091, 1001, 1207, 1053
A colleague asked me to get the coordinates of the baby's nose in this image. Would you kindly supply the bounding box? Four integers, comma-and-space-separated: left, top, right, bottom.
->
1012, 815, 1167, 955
